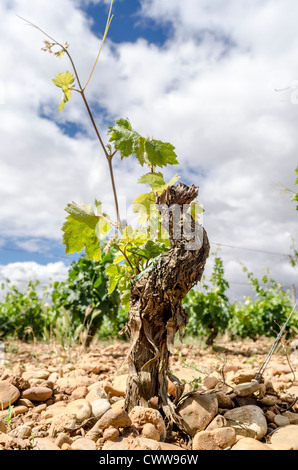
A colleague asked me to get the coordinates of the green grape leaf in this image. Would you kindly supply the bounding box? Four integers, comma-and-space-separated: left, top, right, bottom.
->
187, 201, 205, 221
142, 239, 169, 258
135, 136, 146, 166
108, 118, 179, 168
62, 201, 101, 261
105, 264, 121, 294
52, 71, 75, 112
138, 172, 165, 190
132, 192, 156, 224
52, 71, 75, 92
108, 118, 141, 158
144, 139, 178, 168
154, 174, 180, 195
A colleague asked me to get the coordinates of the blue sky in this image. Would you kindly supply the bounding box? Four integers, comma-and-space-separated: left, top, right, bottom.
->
0, 0, 297, 299
85, 0, 172, 45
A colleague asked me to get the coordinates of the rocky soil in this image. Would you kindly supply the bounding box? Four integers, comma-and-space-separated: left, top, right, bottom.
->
0, 337, 298, 451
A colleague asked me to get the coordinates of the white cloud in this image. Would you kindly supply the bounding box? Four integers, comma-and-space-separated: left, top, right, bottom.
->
0, 261, 69, 299
0, 0, 297, 301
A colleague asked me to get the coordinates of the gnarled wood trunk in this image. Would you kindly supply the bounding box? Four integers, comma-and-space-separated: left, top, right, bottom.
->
124, 183, 210, 430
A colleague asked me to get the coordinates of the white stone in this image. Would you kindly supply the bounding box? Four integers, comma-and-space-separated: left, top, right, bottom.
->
64, 399, 92, 422
91, 398, 111, 419
224, 405, 267, 440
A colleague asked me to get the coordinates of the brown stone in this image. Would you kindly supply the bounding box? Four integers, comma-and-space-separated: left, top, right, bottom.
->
215, 392, 234, 409
103, 427, 120, 441
141, 423, 160, 441
193, 426, 236, 450
71, 437, 97, 450
71, 386, 89, 399
22, 387, 53, 402
177, 393, 218, 436
96, 407, 132, 430
102, 435, 161, 450
129, 406, 165, 436
231, 437, 272, 450
0, 381, 20, 409
33, 437, 61, 450
269, 424, 298, 450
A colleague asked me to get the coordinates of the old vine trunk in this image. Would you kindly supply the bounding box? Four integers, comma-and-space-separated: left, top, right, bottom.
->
124, 183, 210, 431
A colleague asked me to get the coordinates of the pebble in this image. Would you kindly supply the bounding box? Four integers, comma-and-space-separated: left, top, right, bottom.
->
159, 442, 185, 450
47, 372, 59, 383
71, 437, 97, 450
48, 413, 78, 437
206, 415, 228, 431
85, 408, 131, 441
0, 381, 20, 409
177, 393, 218, 436
258, 395, 279, 406
42, 401, 67, 419
34, 404, 47, 413
106, 374, 128, 397
22, 387, 53, 402
9, 425, 32, 439
129, 406, 166, 438
232, 371, 257, 385
0, 405, 28, 419
85, 384, 108, 403
22, 369, 50, 381
233, 381, 261, 397
215, 392, 234, 409
81, 362, 110, 374
282, 411, 298, 424
91, 398, 111, 419
102, 435, 161, 451
33, 437, 61, 450
274, 414, 290, 427
141, 423, 161, 441
231, 437, 273, 450
0, 421, 6, 433
64, 399, 92, 422
96, 407, 131, 430
0, 431, 29, 450
203, 376, 219, 390
56, 376, 95, 392
71, 386, 89, 399
192, 427, 236, 450
102, 427, 120, 441
61, 443, 72, 450
224, 405, 267, 439
55, 432, 73, 448
7, 375, 30, 391
17, 398, 34, 408
269, 425, 298, 450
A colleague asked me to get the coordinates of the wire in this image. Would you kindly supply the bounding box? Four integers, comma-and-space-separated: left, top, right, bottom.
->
210, 242, 289, 258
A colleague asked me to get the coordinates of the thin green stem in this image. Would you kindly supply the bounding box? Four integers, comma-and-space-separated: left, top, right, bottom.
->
18, 14, 122, 234
83, 0, 114, 91
112, 243, 134, 272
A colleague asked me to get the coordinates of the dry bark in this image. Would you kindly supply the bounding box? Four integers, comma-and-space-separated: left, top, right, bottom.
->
124, 183, 210, 431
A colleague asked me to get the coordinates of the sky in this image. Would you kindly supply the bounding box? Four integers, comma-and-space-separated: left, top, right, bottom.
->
0, 0, 297, 302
